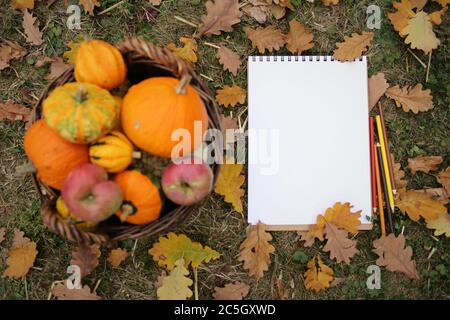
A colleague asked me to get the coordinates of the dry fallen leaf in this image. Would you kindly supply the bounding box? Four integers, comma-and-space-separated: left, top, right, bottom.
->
167, 37, 197, 63
391, 154, 408, 190
22, 10, 43, 46
322, 0, 339, 5
214, 162, 245, 213
44, 57, 71, 81
0, 227, 5, 244
429, 6, 448, 25
0, 41, 27, 70
107, 248, 130, 268
216, 85, 246, 108
79, 0, 101, 16
154, 270, 167, 291
198, 0, 242, 37
34, 56, 54, 68
433, 0, 449, 7
396, 189, 448, 222
52, 283, 101, 300
149, 232, 220, 271
213, 282, 250, 300
219, 114, 240, 143
368, 73, 389, 111
437, 167, 450, 195
285, 20, 314, 54
3, 229, 38, 279
333, 32, 374, 62
70, 243, 101, 279
245, 26, 286, 54
388, 0, 415, 34
12, 0, 36, 10
276, 275, 288, 300
238, 222, 275, 280
157, 259, 193, 300
323, 221, 359, 264
242, 2, 270, 24
271, 4, 286, 19
0, 101, 32, 127
385, 84, 433, 114
402, 11, 440, 54
415, 188, 448, 201
300, 215, 325, 247
410, 0, 428, 10
149, 0, 162, 5
426, 213, 450, 237
323, 202, 361, 235
407, 156, 443, 174
63, 36, 87, 64
373, 233, 420, 279
304, 256, 333, 292
217, 46, 241, 76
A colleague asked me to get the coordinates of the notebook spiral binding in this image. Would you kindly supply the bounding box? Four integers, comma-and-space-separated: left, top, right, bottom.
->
250, 56, 365, 62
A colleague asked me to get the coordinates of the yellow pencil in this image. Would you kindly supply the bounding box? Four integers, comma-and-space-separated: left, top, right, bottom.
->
375, 115, 395, 212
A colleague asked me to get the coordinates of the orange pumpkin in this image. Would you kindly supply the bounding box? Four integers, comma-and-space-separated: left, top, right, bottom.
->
121, 77, 209, 158
24, 120, 90, 190
74, 40, 127, 90
114, 170, 162, 225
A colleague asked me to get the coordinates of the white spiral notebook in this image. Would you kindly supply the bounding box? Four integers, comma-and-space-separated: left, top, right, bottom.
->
247, 56, 372, 230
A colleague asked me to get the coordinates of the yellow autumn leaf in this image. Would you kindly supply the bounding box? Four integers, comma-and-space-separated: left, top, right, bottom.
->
388, 0, 415, 35
214, 162, 245, 213
322, 0, 339, 5
333, 32, 374, 62
3, 229, 38, 279
396, 189, 448, 222
11, 0, 35, 10
216, 85, 246, 108
429, 6, 447, 25
304, 256, 334, 292
301, 214, 325, 247
323, 202, 361, 234
167, 37, 197, 63
148, 232, 220, 271
63, 35, 87, 64
157, 259, 193, 300
426, 213, 450, 237
437, 167, 450, 195
401, 11, 440, 54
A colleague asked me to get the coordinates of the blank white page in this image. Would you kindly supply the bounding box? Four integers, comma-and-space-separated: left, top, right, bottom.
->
248, 56, 372, 230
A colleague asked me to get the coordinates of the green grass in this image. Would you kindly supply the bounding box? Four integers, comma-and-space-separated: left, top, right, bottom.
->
0, 0, 449, 300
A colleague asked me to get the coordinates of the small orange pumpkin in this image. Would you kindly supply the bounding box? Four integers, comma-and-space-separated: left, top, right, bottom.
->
121, 77, 209, 158
24, 120, 90, 190
74, 39, 127, 90
114, 170, 162, 225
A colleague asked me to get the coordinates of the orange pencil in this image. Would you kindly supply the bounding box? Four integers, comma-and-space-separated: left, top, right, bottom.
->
374, 143, 386, 237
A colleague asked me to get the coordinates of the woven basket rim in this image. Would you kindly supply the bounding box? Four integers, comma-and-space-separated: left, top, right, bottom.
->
32, 37, 222, 245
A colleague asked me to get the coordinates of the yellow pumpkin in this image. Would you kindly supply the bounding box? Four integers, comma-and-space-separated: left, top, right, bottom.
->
74, 39, 127, 90
56, 197, 98, 231
121, 77, 209, 158
43, 82, 118, 144
89, 131, 140, 173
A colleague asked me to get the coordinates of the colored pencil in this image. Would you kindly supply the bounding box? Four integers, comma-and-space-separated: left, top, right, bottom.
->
378, 102, 396, 194
375, 115, 395, 212
374, 143, 386, 237
376, 142, 394, 233
369, 117, 377, 213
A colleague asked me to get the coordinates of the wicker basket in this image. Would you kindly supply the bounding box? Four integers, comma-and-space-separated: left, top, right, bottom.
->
31, 38, 221, 245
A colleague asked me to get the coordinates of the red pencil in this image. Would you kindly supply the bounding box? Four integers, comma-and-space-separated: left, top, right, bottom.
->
369, 117, 377, 213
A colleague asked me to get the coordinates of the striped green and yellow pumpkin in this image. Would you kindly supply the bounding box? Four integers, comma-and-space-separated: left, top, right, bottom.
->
43, 82, 117, 144
89, 131, 141, 173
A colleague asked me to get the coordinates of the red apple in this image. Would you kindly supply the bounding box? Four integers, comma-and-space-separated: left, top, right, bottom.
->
161, 157, 213, 206
62, 163, 123, 222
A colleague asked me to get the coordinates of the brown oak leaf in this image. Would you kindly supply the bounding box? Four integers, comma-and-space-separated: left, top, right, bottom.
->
216, 85, 246, 108
415, 188, 449, 201
300, 214, 325, 247
70, 243, 101, 278
323, 221, 359, 264
219, 114, 240, 143
107, 248, 130, 268
245, 26, 285, 54
0, 227, 5, 244
213, 282, 250, 300
368, 72, 389, 111
285, 20, 314, 54
0, 101, 32, 127
237, 222, 275, 280
407, 156, 443, 174
52, 283, 102, 300
198, 0, 242, 37
217, 46, 241, 76
388, 0, 415, 34
22, 10, 43, 46
373, 233, 419, 279
323, 202, 361, 235
322, 0, 339, 5
385, 84, 433, 114
410, 0, 428, 10
437, 167, 450, 196
333, 32, 374, 62
391, 154, 408, 190
396, 189, 448, 222
242, 2, 270, 24
429, 6, 448, 25
44, 57, 71, 81
426, 213, 450, 237
0, 41, 27, 70
79, 0, 101, 16
3, 229, 38, 279
12, 0, 36, 10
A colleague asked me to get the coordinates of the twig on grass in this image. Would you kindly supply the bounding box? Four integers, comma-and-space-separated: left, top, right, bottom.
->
174, 16, 198, 28
407, 48, 426, 68
98, 0, 125, 15
425, 50, 432, 83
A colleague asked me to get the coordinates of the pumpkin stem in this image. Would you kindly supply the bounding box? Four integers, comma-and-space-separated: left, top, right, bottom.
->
119, 201, 136, 222
174, 74, 192, 95
74, 85, 89, 103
